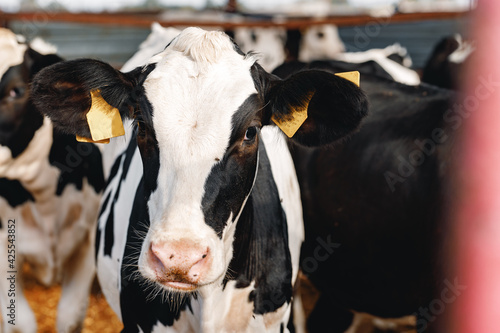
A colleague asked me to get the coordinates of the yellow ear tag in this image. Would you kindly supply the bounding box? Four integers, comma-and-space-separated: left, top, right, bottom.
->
75, 89, 125, 144
335, 71, 360, 87
271, 91, 313, 138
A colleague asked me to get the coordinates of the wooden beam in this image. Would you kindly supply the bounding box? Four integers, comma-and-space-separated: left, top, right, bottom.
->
0, 10, 471, 30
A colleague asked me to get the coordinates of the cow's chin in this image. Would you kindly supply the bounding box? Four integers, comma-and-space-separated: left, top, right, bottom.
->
143, 270, 225, 294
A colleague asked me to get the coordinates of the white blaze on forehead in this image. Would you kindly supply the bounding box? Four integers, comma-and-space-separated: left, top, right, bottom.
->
0, 28, 27, 79
144, 27, 257, 223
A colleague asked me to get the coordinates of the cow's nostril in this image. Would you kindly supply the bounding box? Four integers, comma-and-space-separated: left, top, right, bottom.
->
149, 247, 165, 271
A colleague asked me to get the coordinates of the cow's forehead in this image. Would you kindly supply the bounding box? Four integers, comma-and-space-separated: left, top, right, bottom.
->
144, 28, 258, 161
0, 29, 26, 79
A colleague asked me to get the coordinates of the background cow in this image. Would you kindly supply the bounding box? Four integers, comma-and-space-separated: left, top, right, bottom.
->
0, 28, 105, 332
273, 61, 457, 333
233, 24, 419, 86
232, 26, 288, 72
285, 24, 346, 63
232, 24, 347, 72
273, 42, 419, 97
422, 34, 474, 90
31, 27, 368, 332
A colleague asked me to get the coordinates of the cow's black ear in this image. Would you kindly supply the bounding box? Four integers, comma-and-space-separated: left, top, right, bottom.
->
264, 69, 368, 146
23, 48, 63, 78
31, 59, 154, 139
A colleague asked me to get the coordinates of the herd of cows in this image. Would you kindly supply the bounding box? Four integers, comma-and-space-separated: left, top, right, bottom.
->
0, 20, 473, 333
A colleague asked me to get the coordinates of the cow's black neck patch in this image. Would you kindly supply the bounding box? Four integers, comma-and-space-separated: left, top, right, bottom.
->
49, 131, 104, 195
224, 141, 293, 314
103, 134, 138, 258
96, 153, 122, 259
105, 154, 123, 189
95, 190, 111, 260
0, 178, 34, 207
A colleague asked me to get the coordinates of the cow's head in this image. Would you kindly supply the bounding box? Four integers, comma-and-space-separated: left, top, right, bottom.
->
0, 28, 62, 157
299, 24, 345, 62
31, 27, 367, 293
233, 27, 287, 72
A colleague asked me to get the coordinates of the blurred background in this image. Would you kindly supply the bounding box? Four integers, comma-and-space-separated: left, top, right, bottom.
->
0, 1, 487, 332
0, 0, 475, 69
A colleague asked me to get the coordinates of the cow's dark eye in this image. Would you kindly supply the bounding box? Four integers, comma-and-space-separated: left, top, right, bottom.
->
9, 87, 24, 98
317, 32, 325, 39
250, 31, 257, 43
244, 126, 257, 142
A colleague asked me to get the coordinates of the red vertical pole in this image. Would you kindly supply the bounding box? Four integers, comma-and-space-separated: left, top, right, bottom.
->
452, 0, 500, 332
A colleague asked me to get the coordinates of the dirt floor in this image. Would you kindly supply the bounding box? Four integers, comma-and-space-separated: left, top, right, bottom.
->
23, 268, 123, 333
17, 266, 415, 333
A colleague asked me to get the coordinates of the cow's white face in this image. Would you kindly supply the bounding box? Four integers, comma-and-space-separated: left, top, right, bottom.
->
299, 24, 345, 62
234, 27, 287, 72
0, 29, 61, 160
136, 28, 261, 292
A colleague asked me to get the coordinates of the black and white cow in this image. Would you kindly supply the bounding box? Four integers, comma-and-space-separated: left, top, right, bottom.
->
331, 44, 420, 85
31, 27, 368, 332
233, 24, 419, 86
273, 50, 418, 92
232, 26, 288, 72
273, 61, 457, 333
284, 25, 346, 63
232, 24, 346, 72
0, 28, 105, 332
422, 34, 474, 90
